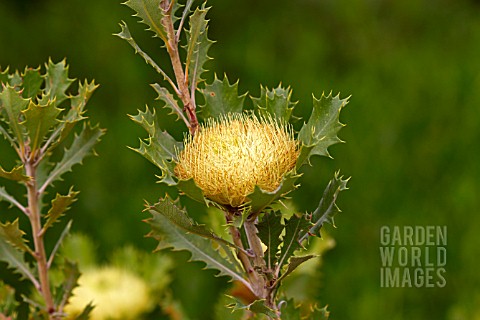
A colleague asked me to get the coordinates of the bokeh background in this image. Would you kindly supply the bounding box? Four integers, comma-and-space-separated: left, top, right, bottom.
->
1, 0, 479, 319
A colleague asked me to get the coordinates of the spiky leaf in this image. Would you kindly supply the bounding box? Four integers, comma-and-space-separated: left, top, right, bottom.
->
21, 67, 43, 99
48, 220, 73, 268
200, 75, 245, 119
279, 299, 302, 320
185, 6, 213, 87
297, 92, 348, 167
129, 106, 157, 138
227, 297, 278, 319
214, 295, 245, 320
69, 80, 97, 117
0, 281, 18, 317
0, 219, 32, 255
0, 236, 36, 282
8, 71, 22, 88
309, 305, 330, 320
0, 165, 29, 182
22, 100, 62, 151
115, 22, 173, 84
130, 107, 182, 185
0, 187, 24, 211
146, 199, 249, 289
74, 303, 94, 320
124, 0, 168, 42
257, 212, 283, 270
299, 172, 349, 242
247, 171, 300, 214
149, 195, 233, 247
0, 67, 9, 85
276, 255, 316, 284
176, 178, 210, 205
39, 123, 104, 190
43, 189, 79, 232
0, 84, 28, 146
151, 83, 187, 123
41, 59, 74, 107
277, 215, 311, 270
51, 80, 98, 149
252, 85, 297, 122
57, 259, 81, 308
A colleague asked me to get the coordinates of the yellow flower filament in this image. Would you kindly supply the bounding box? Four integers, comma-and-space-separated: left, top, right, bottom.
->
175, 113, 299, 207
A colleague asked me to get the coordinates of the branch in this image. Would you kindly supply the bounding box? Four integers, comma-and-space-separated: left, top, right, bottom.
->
175, 0, 194, 42
225, 210, 261, 298
244, 217, 267, 272
162, 4, 199, 134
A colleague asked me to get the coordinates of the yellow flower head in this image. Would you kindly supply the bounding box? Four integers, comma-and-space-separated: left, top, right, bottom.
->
174, 113, 299, 207
65, 266, 152, 320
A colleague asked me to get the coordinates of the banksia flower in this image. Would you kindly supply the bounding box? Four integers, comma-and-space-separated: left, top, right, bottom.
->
65, 267, 152, 320
174, 113, 299, 207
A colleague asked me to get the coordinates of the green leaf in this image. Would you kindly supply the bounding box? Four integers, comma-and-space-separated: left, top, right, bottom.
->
130, 107, 182, 185
43, 189, 79, 232
0, 164, 29, 182
58, 259, 81, 309
309, 305, 330, 320
124, 0, 168, 42
276, 255, 316, 284
214, 295, 245, 320
0, 123, 16, 149
41, 59, 75, 107
0, 235, 36, 282
0, 186, 25, 211
277, 215, 311, 270
129, 106, 157, 137
0, 67, 9, 85
257, 212, 283, 270
149, 195, 233, 247
252, 84, 297, 122
174, 0, 193, 35
146, 199, 250, 289
51, 80, 98, 148
151, 83, 188, 124
115, 21, 174, 85
176, 178, 209, 205
74, 303, 94, 320
40, 123, 105, 191
21, 67, 43, 99
200, 75, 246, 119
279, 299, 328, 320
247, 171, 300, 214
299, 172, 349, 243
21, 100, 62, 151
227, 297, 278, 319
185, 5, 214, 87
0, 219, 32, 255
70, 80, 98, 115
0, 280, 18, 317
8, 71, 22, 88
279, 299, 302, 320
0, 84, 29, 146
297, 92, 349, 167
48, 220, 73, 268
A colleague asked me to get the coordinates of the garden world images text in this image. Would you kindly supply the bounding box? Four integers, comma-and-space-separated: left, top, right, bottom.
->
380, 226, 447, 288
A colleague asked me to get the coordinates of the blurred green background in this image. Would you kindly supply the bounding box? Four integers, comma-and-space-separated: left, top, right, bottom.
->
1, 0, 479, 319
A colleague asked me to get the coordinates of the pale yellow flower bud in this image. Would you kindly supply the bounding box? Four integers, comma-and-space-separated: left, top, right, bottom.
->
175, 113, 299, 207
64, 267, 151, 320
